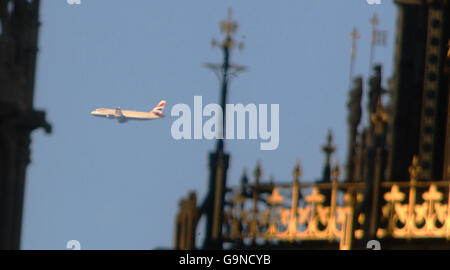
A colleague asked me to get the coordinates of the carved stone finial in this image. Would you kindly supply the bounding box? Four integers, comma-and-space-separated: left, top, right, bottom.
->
331, 159, 340, 183
347, 77, 363, 129
321, 130, 335, 183
372, 99, 387, 120
240, 168, 249, 186
254, 161, 262, 185
368, 65, 385, 115
409, 155, 422, 184
370, 99, 388, 135
322, 129, 336, 164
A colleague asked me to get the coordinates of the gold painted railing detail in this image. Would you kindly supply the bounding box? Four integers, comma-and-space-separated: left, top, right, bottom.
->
223, 188, 360, 250
219, 156, 450, 250
377, 183, 450, 239
222, 161, 363, 250
174, 155, 450, 249
377, 156, 450, 239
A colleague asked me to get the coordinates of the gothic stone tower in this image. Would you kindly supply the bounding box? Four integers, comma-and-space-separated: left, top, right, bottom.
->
0, 0, 51, 250
388, 0, 450, 182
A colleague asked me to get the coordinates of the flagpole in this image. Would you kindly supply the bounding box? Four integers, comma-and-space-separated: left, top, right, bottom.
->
369, 13, 379, 76
349, 27, 360, 90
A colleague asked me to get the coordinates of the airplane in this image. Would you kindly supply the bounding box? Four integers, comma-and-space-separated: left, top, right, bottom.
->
91, 100, 166, 123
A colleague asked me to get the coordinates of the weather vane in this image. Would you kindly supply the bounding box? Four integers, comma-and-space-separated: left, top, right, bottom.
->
350, 27, 360, 60
204, 8, 247, 152
221, 9, 238, 39
211, 8, 245, 50
369, 13, 387, 74
206, 9, 247, 82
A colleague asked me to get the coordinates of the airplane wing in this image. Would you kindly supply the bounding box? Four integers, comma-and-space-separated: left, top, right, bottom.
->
115, 107, 128, 123
115, 107, 123, 116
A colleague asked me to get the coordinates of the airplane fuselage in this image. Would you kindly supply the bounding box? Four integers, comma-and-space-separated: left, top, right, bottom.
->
91, 109, 163, 123
91, 100, 166, 123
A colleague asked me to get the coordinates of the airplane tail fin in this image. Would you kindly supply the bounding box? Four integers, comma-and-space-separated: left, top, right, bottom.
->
151, 100, 166, 117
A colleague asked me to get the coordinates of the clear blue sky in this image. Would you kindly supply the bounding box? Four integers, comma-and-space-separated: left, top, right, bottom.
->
22, 0, 396, 249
